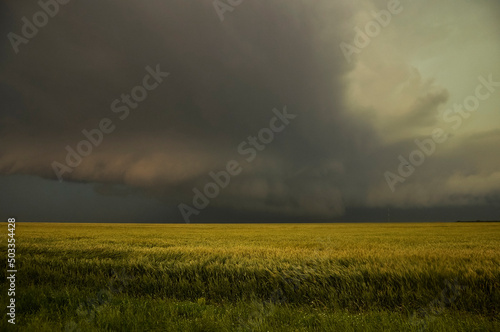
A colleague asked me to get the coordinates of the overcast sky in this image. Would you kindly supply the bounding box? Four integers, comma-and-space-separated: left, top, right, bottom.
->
1, 0, 499, 222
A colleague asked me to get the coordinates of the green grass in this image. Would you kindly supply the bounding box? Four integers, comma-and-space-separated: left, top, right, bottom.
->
1, 222, 499, 331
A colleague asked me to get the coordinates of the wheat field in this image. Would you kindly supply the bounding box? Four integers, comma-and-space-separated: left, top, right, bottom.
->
1, 222, 499, 331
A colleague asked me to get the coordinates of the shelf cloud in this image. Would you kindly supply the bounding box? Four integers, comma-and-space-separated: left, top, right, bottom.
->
1, 0, 499, 222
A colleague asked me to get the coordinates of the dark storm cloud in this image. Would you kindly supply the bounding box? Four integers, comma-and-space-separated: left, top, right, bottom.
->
1, 0, 499, 222
1, 0, 372, 220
